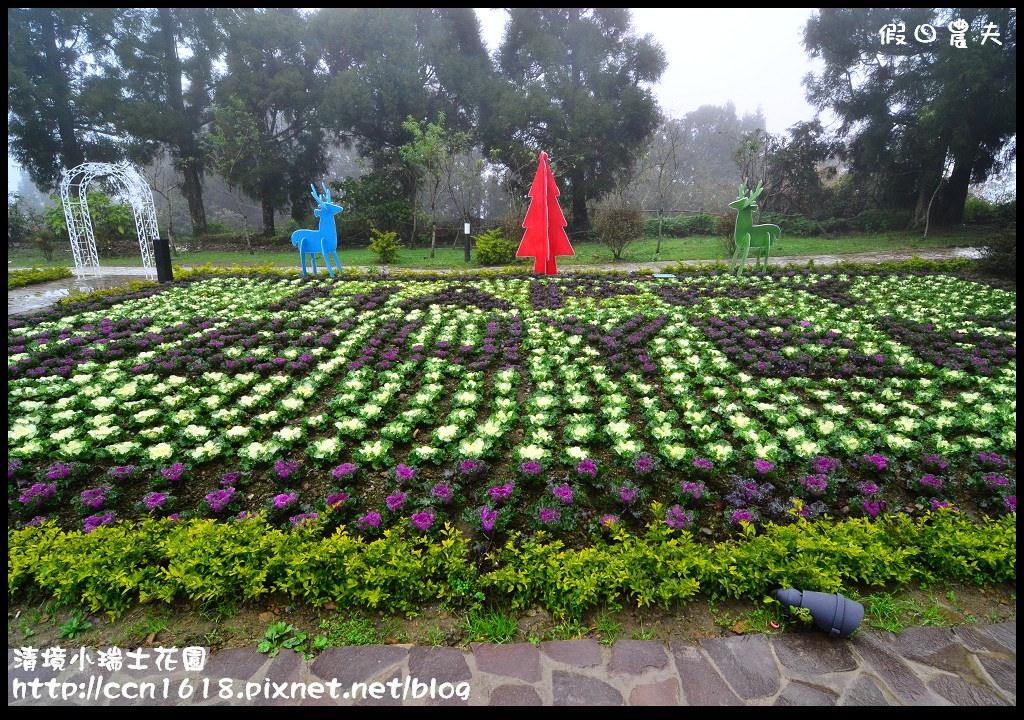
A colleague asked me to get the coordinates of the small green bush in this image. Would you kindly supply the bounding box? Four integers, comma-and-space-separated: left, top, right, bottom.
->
995, 199, 1015, 225
762, 213, 819, 237
820, 217, 850, 235
714, 214, 733, 237
369, 228, 403, 264
593, 200, 644, 260
962, 196, 999, 225
474, 228, 518, 265
978, 229, 1016, 278
205, 219, 239, 235
8, 266, 73, 290
850, 209, 911, 234
45, 191, 135, 254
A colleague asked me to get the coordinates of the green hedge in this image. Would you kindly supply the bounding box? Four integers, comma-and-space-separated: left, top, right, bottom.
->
8, 509, 1014, 620
645, 213, 721, 238
8, 266, 73, 290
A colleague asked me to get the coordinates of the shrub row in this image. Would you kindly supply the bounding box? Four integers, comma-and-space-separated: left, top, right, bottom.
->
8, 266, 73, 290
645, 213, 723, 238
8, 509, 1014, 620
647, 208, 937, 239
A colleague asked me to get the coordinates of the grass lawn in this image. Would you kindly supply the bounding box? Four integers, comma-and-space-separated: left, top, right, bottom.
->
7, 226, 991, 269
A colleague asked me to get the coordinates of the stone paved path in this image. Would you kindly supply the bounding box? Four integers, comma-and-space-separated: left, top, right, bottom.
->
8, 247, 983, 316
8, 622, 1015, 706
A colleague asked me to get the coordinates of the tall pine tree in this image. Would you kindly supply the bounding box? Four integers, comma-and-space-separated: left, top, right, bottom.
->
313, 8, 493, 180
803, 8, 1016, 224
8, 9, 122, 190
490, 8, 666, 231
100, 8, 223, 235
213, 8, 326, 234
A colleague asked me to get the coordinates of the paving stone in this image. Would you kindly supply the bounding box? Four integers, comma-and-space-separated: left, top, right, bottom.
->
978, 656, 1016, 697
264, 648, 304, 683
425, 686, 472, 707
300, 688, 344, 706
8, 648, 63, 704
854, 631, 946, 705
889, 627, 978, 675
608, 640, 668, 675
471, 643, 541, 683
489, 683, 543, 706
669, 642, 741, 706
928, 675, 1008, 706
204, 647, 268, 681
839, 673, 894, 706
310, 645, 407, 685
978, 623, 1016, 655
352, 682, 404, 707
253, 650, 309, 706
628, 678, 680, 706
540, 640, 603, 667
700, 634, 780, 700
953, 626, 1010, 655
552, 670, 624, 706
108, 679, 186, 707
407, 646, 472, 683
772, 633, 858, 675
773, 680, 839, 705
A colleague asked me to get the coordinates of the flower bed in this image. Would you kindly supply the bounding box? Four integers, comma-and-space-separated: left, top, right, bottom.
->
7, 271, 1016, 544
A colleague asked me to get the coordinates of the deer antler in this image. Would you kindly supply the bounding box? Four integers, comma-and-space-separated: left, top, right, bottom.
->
310, 182, 324, 206
749, 182, 764, 203
738, 179, 747, 198
322, 182, 331, 203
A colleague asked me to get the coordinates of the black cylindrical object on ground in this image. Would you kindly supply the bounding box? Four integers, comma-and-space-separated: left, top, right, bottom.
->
155, 236, 174, 283
773, 588, 864, 639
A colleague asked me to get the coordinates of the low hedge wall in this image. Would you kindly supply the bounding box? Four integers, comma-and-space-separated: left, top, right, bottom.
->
8, 508, 1014, 620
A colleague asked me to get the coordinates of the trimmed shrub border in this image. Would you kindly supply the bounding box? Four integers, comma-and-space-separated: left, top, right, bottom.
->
8, 508, 1014, 620
9, 266, 73, 290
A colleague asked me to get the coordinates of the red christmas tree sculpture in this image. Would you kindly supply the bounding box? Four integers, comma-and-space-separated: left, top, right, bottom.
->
516, 152, 574, 275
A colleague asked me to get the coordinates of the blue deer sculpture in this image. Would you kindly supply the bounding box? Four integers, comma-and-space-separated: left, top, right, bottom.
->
292, 183, 343, 277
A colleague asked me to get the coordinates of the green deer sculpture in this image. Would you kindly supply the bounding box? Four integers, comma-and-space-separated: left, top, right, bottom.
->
728, 179, 780, 275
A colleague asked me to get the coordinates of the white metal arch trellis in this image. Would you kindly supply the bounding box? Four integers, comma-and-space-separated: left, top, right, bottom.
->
59, 162, 160, 277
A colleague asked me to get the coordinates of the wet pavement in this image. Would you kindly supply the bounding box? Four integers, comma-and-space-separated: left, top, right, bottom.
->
7, 623, 1015, 706
8, 267, 156, 316
7, 247, 985, 317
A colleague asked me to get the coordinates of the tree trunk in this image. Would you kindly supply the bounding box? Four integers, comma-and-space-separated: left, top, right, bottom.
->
409, 184, 418, 247
923, 176, 947, 239
180, 164, 207, 236
240, 212, 253, 255
43, 11, 84, 171
158, 8, 207, 236
936, 151, 973, 225
912, 168, 940, 228
655, 208, 664, 257
261, 196, 276, 236
569, 167, 588, 232
165, 195, 177, 256
429, 223, 437, 259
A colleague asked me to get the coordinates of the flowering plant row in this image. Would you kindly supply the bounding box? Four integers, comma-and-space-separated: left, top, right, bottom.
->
8, 272, 1015, 540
